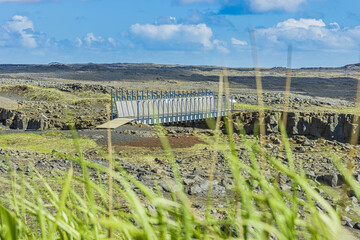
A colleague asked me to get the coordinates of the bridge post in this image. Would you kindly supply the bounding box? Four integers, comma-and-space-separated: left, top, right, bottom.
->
184, 98, 187, 122
188, 97, 191, 121
111, 89, 113, 120
137, 101, 139, 122
180, 98, 183, 122
231, 96, 234, 113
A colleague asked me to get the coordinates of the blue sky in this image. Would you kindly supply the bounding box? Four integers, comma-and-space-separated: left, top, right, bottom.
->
0, 0, 360, 67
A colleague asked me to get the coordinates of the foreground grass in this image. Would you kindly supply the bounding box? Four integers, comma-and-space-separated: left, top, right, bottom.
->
0, 83, 358, 239
0, 132, 97, 153
0, 117, 357, 239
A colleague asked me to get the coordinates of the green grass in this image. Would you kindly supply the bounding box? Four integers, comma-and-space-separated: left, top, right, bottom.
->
233, 102, 269, 111
318, 185, 344, 203
0, 132, 97, 153
0, 115, 355, 239
234, 101, 360, 116
310, 106, 360, 115
0, 84, 110, 106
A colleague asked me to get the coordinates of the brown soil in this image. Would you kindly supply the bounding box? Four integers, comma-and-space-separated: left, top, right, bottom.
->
113, 136, 205, 148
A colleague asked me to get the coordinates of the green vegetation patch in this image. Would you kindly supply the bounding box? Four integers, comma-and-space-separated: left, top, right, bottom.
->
296, 105, 360, 115
0, 132, 97, 153
0, 84, 110, 106
0, 121, 355, 239
233, 102, 269, 111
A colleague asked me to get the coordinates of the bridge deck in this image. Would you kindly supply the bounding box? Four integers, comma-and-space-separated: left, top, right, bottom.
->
96, 117, 134, 129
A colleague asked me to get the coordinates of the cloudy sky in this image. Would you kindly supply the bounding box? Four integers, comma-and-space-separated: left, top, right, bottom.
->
0, 0, 360, 67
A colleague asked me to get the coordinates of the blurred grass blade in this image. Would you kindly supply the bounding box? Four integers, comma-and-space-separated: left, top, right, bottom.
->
0, 204, 18, 240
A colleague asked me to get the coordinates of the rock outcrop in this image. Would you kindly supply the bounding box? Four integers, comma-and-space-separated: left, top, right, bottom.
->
0, 107, 106, 130
234, 110, 358, 142
0, 108, 47, 130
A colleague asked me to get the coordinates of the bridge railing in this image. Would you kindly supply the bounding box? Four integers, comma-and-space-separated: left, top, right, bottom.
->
112, 89, 214, 101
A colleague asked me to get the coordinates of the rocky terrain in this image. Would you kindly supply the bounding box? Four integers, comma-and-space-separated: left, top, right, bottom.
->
1, 62, 359, 100
1, 63, 360, 236
0, 62, 357, 131
2, 126, 360, 235
0, 79, 112, 130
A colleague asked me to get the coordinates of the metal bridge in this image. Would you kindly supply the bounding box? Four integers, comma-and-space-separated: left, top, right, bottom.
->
110, 89, 233, 125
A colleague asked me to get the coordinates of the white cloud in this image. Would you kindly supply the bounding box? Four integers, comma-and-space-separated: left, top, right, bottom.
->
108, 37, 116, 46
3, 15, 37, 48
329, 22, 340, 30
276, 18, 325, 29
76, 33, 117, 49
212, 39, 229, 53
75, 37, 82, 47
231, 37, 247, 46
155, 16, 177, 25
5, 15, 34, 32
84, 32, 104, 47
247, 0, 306, 12
131, 23, 213, 48
257, 18, 357, 48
